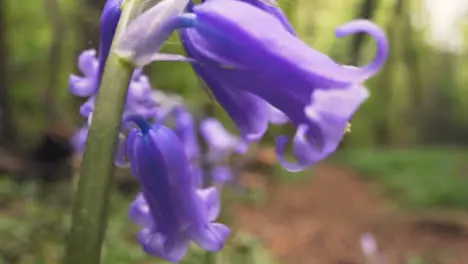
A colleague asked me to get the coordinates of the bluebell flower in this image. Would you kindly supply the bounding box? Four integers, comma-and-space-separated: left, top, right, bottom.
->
69, 49, 157, 166
172, 0, 388, 171
126, 116, 230, 262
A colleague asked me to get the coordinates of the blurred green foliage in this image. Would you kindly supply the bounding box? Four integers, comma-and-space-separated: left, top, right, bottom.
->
0, 181, 279, 264
333, 148, 468, 210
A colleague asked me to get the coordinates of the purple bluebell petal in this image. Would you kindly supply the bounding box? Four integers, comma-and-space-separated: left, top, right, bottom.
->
190, 223, 230, 251
268, 103, 289, 125
78, 49, 98, 77
114, 133, 130, 167
71, 126, 89, 153
196, 187, 221, 221
115, 0, 190, 66
211, 166, 233, 184
131, 68, 143, 80
180, 30, 270, 141
69, 75, 95, 97
190, 163, 204, 188
97, 0, 123, 90
238, 0, 296, 35
129, 193, 154, 228
276, 85, 369, 172
172, 106, 200, 161
126, 129, 141, 178
70, 50, 99, 97
137, 228, 190, 262
126, 117, 230, 261
200, 118, 248, 163
79, 97, 95, 118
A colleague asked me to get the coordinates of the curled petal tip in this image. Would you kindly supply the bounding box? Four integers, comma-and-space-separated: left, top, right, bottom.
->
335, 19, 389, 78
275, 136, 310, 172
193, 223, 231, 252
69, 75, 95, 97
129, 194, 153, 227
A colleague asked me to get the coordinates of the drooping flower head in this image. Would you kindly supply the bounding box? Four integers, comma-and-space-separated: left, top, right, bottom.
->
126, 116, 230, 262
174, 0, 388, 171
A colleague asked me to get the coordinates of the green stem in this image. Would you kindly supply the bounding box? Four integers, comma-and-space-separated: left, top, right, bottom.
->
63, 55, 133, 264
63, 5, 136, 264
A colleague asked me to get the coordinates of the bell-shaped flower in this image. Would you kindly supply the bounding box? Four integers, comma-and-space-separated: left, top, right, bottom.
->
171, 0, 387, 171
126, 116, 230, 262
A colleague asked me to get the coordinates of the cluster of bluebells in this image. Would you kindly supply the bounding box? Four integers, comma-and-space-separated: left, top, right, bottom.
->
70, 0, 389, 262
70, 50, 245, 262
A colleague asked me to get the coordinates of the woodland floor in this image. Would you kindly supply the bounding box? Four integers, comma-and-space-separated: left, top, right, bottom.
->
235, 163, 468, 264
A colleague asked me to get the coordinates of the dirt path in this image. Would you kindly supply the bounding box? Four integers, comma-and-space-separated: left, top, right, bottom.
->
234, 164, 468, 264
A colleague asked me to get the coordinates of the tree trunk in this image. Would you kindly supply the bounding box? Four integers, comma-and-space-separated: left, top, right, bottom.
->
0, 0, 16, 147
43, 0, 64, 124
349, 0, 380, 65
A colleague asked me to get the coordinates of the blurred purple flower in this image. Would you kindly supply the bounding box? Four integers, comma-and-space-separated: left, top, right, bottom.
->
210, 165, 233, 184
69, 0, 123, 95
71, 125, 130, 167
200, 118, 248, 162
360, 232, 377, 257
126, 116, 230, 262
69, 49, 158, 162
69, 50, 99, 97
71, 125, 89, 153
360, 232, 385, 264
172, 106, 201, 161
175, 0, 387, 171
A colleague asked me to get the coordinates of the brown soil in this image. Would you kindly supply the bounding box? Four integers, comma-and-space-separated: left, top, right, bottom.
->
234, 164, 468, 264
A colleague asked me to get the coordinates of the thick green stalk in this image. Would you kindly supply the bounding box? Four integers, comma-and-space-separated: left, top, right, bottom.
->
63, 54, 133, 264
63, 3, 136, 262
